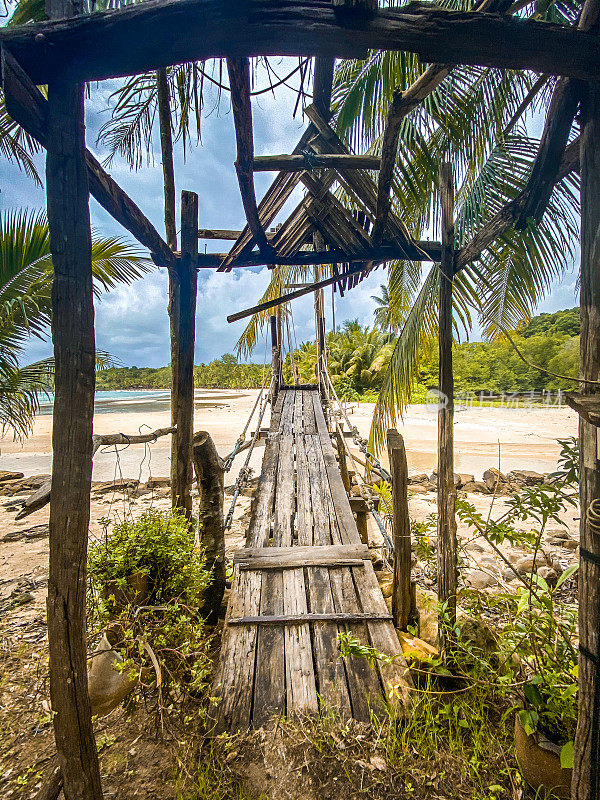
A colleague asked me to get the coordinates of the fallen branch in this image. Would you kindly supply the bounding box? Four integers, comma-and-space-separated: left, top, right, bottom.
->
15, 426, 176, 521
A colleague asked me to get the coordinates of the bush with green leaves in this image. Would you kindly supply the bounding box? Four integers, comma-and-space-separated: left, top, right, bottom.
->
88, 510, 213, 704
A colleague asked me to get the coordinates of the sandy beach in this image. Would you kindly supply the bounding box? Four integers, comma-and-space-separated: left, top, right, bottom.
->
0, 389, 580, 481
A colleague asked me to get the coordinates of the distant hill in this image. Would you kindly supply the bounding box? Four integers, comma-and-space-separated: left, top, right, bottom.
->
521, 307, 579, 338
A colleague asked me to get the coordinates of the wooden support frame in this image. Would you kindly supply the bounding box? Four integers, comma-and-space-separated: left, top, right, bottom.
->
436, 163, 458, 649
227, 57, 274, 260
1, 48, 175, 268
170, 191, 198, 517
45, 1, 102, 797
372, 64, 451, 247
4, 2, 600, 86
253, 153, 381, 172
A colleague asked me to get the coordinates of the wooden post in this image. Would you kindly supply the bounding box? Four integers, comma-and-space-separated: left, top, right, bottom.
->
45, 0, 102, 797
336, 430, 351, 493
437, 162, 458, 648
193, 431, 226, 624
387, 429, 413, 631
572, 81, 600, 800
170, 191, 198, 517
270, 314, 280, 399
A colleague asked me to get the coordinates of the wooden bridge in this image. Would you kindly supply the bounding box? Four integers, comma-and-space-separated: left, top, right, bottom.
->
214, 387, 411, 730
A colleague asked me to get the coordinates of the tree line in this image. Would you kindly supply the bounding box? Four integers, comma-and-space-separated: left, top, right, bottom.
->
95, 308, 579, 398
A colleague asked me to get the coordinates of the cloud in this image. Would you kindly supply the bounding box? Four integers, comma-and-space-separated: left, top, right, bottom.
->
1, 63, 581, 370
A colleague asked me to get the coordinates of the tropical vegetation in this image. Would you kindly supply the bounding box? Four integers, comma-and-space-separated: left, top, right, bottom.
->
0, 209, 149, 438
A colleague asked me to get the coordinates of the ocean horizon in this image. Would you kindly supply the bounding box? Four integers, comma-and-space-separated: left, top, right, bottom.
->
37, 388, 247, 416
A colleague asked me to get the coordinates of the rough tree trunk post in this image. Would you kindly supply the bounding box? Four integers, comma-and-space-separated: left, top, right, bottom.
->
170, 191, 198, 517
572, 81, 600, 800
387, 429, 414, 631
270, 314, 280, 401
336, 430, 351, 493
193, 431, 226, 623
437, 162, 458, 650
45, 0, 103, 797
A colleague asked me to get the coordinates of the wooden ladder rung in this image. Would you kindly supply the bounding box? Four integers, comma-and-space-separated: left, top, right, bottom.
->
228, 612, 393, 626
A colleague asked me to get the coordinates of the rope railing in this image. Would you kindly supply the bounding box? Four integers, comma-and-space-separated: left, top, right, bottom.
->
224, 376, 275, 530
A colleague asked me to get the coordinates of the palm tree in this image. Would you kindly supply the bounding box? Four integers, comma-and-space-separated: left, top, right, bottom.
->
0, 209, 149, 438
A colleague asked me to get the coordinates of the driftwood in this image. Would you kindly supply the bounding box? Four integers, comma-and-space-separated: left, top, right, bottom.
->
15, 427, 176, 521
193, 431, 226, 623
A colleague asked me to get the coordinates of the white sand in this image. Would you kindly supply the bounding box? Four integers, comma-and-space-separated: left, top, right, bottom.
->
0, 390, 579, 481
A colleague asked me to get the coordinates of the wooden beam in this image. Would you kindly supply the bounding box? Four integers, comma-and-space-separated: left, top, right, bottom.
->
199, 228, 243, 240
226, 261, 376, 323
437, 162, 458, 650
253, 153, 380, 171
455, 136, 580, 271
155, 240, 442, 269
227, 57, 274, 260
5, 2, 600, 85
193, 431, 226, 623
515, 0, 599, 227
572, 81, 600, 800
372, 64, 451, 247
1, 48, 175, 267
387, 429, 413, 632
45, 0, 102, 797
171, 191, 198, 518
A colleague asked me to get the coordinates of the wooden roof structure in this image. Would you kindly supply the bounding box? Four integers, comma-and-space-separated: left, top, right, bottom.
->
2, 0, 599, 797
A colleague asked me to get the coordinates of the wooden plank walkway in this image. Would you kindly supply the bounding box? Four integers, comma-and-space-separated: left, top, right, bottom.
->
213, 388, 411, 730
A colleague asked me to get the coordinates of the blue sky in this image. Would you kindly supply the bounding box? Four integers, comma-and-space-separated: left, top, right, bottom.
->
0, 63, 580, 368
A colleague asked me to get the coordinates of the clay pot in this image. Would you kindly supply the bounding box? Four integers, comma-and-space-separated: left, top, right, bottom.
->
514, 715, 572, 799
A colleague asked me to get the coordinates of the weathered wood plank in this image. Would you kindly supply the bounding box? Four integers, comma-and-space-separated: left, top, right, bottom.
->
229, 612, 393, 625
6, 2, 600, 86
235, 543, 370, 565
283, 567, 319, 715
246, 434, 279, 547
214, 568, 262, 731
253, 568, 285, 726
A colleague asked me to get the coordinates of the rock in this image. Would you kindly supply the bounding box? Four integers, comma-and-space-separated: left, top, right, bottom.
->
537, 566, 559, 587
546, 528, 571, 541
502, 566, 519, 581
88, 635, 138, 717
458, 617, 498, 652
483, 468, 507, 492
461, 481, 489, 493
398, 630, 439, 664
508, 469, 545, 486
408, 483, 435, 494
456, 473, 475, 488
92, 479, 139, 495
408, 473, 430, 484
465, 569, 498, 589
562, 538, 579, 551
416, 586, 438, 647
2, 524, 49, 543
0, 470, 24, 483
146, 476, 170, 489
515, 554, 549, 574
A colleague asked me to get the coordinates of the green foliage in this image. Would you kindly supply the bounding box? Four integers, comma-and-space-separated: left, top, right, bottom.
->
520, 307, 580, 339
88, 510, 213, 700
95, 356, 267, 390
0, 208, 149, 438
